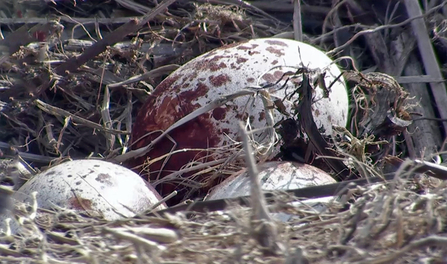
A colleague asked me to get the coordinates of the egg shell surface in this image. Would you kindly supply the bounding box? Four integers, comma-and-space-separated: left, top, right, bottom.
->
12, 159, 165, 220
207, 161, 336, 222
129, 38, 348, 202
207, 161, 336, 199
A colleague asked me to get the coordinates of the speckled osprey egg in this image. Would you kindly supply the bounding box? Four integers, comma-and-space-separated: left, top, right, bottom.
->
129, 38, 349, 203
13, 159, 165, 219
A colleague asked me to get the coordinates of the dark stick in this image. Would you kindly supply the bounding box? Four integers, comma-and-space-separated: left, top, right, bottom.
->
297, 72, 358, 181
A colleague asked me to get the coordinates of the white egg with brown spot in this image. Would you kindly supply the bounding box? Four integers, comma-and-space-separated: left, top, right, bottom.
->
207, 161, 336, 198
0, 159, 165, 234
18, 159, 165, 216
129, 38, 348, 204
207, 161, 337, 221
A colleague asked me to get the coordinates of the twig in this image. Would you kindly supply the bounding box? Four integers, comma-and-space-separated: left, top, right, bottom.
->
292, 0, 303, 41
34, 99, 129, 135
147, 191, 177, 212
33, 0, 177, 98
112, 227, 178, 244
111, 89, 255, 163
326, 1, 447, 55
0, 21, 63, 54
394, 75, 445, 84
404, 0, 447, 135
102, 227, 165, 252
107, 65, 180, 88
239, 121, 283, 255
144, 155, 447, 215
0, 141, 56, 163
296, 72, 355, 181
361, 236, 447, 264
150, 167, 393, 216
256, 90, 277, 157
197, 0, 282, 24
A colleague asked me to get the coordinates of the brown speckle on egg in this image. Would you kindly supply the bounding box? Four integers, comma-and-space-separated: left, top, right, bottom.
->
10, 160, 166, 221
209, 74, 231, 87
212, 107, 227, 120
265, 39, 288, 46
266, 46, 285, 56
68, 196, 93, 210
236, 57, 248, 64
128, 38, 349, 205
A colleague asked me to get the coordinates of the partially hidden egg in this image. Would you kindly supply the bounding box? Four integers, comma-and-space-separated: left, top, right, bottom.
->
207, 161, 336, 222
0, 159, 165, 234
206, 161, 336, 198
128, 38, 349, 204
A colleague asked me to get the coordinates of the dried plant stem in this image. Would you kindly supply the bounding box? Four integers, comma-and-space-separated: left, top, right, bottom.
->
0, 142, 55, 163
108, 65, 180, 88
239, 121, 283, 255
35, 99, 129, 135
327, 1, 447, 55
147, 191, 177, 211
362, 236, 447, 264
292, 0, 303, 41
404, 0, 447, 134
102, 227, 164, 252
112, 89, 255, 163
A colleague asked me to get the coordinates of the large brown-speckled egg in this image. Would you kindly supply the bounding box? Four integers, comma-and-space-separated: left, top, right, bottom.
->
0, 159, 165, 234
129, 38, 349, 204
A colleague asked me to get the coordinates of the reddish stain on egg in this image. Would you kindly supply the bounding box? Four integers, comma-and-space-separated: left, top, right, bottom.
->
11, 160, 166, 220
209, 74, 231, 87
128, 38, 349, 205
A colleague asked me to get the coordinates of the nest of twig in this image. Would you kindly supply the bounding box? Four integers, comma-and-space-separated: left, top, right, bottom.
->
1, 172, 447, 263
0, 0, 286, 165
2, 0, 447, 262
